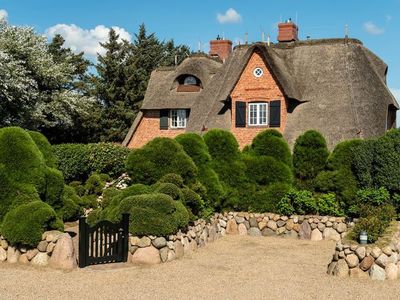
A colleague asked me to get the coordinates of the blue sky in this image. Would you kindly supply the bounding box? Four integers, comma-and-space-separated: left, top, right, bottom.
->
1, 0, 400, 101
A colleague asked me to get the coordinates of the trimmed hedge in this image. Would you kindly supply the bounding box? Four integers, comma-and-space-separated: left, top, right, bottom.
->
153, 182, 183, 201
126, 137, 197, 185
203, 129, 240, 162
1, 201, 64, 246
250, 182, 291, 213
28, 131, 57, 168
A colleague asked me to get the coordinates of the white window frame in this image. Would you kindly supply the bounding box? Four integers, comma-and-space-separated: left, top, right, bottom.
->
170, 109, 187, 129
248, 102, 268, 126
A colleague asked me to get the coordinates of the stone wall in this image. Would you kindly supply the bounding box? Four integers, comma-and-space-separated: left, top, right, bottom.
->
127, 212, 353, 265
0, 231, 76, 270
327, 224, 400, 281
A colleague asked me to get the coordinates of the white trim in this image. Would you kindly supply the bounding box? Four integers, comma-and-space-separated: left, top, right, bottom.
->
170, 109, 187, 128
253, 67, 264, 78
248, 102, 268, 126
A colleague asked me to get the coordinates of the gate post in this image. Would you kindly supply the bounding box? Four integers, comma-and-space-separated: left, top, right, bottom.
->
78, 216, 88, 268
121, 213, 130, 262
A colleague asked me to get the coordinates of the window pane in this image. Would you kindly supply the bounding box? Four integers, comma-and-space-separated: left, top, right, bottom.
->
259, 104, 267, 125
171, 109, 187, 128
249, 104, 257, 125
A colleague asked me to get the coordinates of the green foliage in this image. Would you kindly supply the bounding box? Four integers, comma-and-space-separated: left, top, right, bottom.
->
181, 188, 205, 217
117, 193, 189, 236
53, 144, 90, 182
126, 137, 197, 185
293, 130, 329, 190
153, 183, 183, 201
58, 186, 82, 221
1, 201, 64, 246
84, 173, 106, 196
203, 129, 240, 162
250, 130, 292, 166
326, 139, 362, 171
158, 173, 184, 188
277, 190, 317, 215
28, 131, 57, 168
316, 193, 343, 216
356, 187, 390, 206
175, 133, 211, 166
250, 183, 291, 213
43, 168, 65, 209
349, 204, 396, 243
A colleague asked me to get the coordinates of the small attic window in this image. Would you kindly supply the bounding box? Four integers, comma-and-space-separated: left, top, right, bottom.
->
177, 75, 202, 92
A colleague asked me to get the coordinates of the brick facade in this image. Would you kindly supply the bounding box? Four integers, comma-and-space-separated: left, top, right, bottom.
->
127, 110, 185, 148
230, 50, 287, 148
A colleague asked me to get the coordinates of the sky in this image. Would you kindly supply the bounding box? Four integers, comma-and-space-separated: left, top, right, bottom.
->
1, 0, 399, 102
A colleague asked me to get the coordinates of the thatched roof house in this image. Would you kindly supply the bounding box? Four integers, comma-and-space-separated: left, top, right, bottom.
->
123, 21, 398, 149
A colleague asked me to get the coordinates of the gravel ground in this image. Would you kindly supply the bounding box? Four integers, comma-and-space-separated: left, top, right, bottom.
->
1, 235, 399, 300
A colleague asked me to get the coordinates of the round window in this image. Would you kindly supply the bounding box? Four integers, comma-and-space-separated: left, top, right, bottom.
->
253, 67, 264, 78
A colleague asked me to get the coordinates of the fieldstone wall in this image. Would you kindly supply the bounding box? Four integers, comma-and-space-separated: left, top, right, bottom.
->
327, 224, 400, 281
127, 212, 353, 265
0, 231, 77, 270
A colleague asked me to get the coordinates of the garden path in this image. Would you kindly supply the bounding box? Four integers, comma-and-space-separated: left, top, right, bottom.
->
1, 236, 400, 299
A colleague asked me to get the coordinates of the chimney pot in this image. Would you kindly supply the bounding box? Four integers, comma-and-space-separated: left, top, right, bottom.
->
278, 21, 299, 43
209, 39, 232, 62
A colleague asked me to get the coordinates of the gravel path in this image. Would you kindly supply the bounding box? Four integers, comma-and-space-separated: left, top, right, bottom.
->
1, 236, 399, 300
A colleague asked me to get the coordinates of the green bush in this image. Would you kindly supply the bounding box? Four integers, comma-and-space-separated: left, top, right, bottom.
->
116, 193, 189, 236
28, 131, 57, 168
69, 181, 86, 196
153, 182, 183, 201
277, 189, 317, 215
316, 193, 343, 216
53, 143, 90, 182
158, 173, 184, 188
58, 186, 82, 221
293, 130, 329, 190
1, 201, 63, 246
326, 139, 362, 171
356, 187, 390, 206
126, 138, 197, 185
203, 129, 240, 162
84, 173, 106, 196
244, 155, 293, 187
175, 133, 211, 166
42, 168, 65, 210
250, 182, 291, 213
250, 130, 292, 166
181, 188, 204, 217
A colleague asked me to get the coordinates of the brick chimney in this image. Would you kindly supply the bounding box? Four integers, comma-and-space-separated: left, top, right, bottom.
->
209, 36, 232, 62
278, 19, 299, 42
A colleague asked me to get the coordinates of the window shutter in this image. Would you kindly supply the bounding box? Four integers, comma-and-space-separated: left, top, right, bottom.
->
235, 101, 246, 127
160, 109, 169, 130
269, 100, 281, 127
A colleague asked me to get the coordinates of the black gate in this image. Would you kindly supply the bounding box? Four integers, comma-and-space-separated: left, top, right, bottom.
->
78, 213, 129, 268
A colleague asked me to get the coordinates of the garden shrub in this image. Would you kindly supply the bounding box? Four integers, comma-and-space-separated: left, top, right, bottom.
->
316, 193, 343, 216
326, 139, 362, 171
126, 137, 197, 185
1, 201, 63, 246
181, 188, 204, 217
69, 181, 86, 196
250, 182, 291, 213
84, 173, 106, 196
203, 129, 240, 162
58, 186, 82, 221
175, 133, 211, 166
250, 130, 292, 166
116, 193, 189, 236
244, 155, 293, 187
277, 189, 317, 215
53, 143, 90, 182
158, 173, 184, 188
28, 130, 57, 168
293, 130, 329, 190
42, 168, 65, 209
153, 182, 183, 201
356, 187, 390, 206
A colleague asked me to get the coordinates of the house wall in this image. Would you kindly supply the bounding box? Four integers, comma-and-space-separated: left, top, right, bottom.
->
230, 50, 287, 148
127, 110, 185, 148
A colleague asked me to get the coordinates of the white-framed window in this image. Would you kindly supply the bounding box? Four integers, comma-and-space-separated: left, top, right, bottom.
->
253, 67, 264, 78
248, 102, 268, 126
170, 109, 187, 128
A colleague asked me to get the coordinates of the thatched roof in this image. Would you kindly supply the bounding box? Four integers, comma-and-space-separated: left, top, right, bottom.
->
123, 38, 398, 148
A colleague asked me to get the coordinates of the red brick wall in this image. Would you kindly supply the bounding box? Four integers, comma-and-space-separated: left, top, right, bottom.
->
209, 40, 232, 62
230, 51, 287, 149
127, 110, 185, 148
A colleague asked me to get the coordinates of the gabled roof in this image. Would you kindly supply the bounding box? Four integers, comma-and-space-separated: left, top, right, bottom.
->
123, 38, 398, 148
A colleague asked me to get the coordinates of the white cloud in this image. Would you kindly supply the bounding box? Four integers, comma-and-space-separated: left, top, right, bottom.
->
363, 21, 385, 35
217, 8, 242, 24
45, 24, 132, 57
0, 9, 8, 22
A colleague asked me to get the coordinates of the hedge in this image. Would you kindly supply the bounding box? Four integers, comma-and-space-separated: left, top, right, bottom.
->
28, 131, 57, 168
203, 129, 240, 162
250, 182, 291, 213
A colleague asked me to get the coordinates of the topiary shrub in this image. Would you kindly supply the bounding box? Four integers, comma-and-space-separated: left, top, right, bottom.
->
175, 133, 211, 166
293, 130, 329, 190
1, 201, 64, 246
244, 155, 293, 187
181, 188, 204, 217
84, 173, 106, 196
28, 131, 57, 168
277, 189, 317, 215
153, 182, 183, 201
250, 182, 291, 213
250, 130, 292, 166
42, 168, 65, 210
203, 129, 240, 162
58, 185, 82, 221
158, 173, 184, 188
126, 137, 197, 185
117, 193, 189, 236
326, 139, 363, 171
53, 143, 90, 182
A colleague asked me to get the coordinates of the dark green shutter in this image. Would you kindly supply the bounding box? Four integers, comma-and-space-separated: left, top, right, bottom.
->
160, 109, 169, 130
235, 101, 246, 127
269, 100, 281, 127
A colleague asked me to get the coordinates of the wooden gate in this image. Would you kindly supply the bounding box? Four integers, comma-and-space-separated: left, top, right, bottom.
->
78, 214, 129, 268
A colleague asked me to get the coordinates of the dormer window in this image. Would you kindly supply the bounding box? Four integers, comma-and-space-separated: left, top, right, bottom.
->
177, 75, 202, 92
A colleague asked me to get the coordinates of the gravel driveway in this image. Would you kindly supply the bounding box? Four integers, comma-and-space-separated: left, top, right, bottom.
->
1, 236, 399, 300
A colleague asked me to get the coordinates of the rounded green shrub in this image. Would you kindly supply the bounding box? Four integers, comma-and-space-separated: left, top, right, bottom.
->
43, 168, 65, 209
203, 129, 240, 162
244, 155, 293, 187
250, 182, 291, 213
181, 188, 204, 217
316, 193, 343, 216
293, 130, 329, 189
53, 143, 90, 182
327, 139, 363, 171
176, 133, 211, 165
84, 173, 105, 196
158, 173, 184, 188
58, 185, 82, 221
154, 182, 183, 201
1, 201, 63, 246
250, 130, 292, 166
28, 130, 57, 168
117, 193, 189, 236
69, 181, 85, 196
277, 189, 317, 215
126, 137, 197, 185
